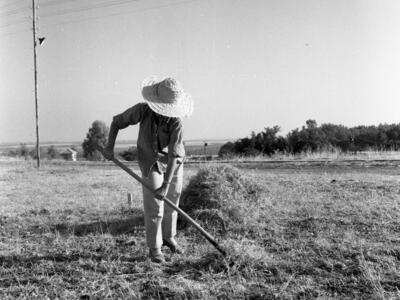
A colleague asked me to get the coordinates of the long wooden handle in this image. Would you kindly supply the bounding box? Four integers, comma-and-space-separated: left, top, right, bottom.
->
96, 146, 226, 256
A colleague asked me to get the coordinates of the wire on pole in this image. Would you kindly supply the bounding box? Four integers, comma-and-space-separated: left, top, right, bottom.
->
0, 0, 26, 10
39, 0, 199, 29
0, 17, 31, 29
39, 0, 140, 19
0, 6, 30, 17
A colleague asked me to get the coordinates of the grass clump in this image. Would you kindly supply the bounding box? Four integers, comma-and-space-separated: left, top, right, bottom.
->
180, 164, 263, 232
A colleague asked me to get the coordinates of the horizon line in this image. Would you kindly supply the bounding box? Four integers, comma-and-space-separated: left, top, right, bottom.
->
0, 138, 237, 147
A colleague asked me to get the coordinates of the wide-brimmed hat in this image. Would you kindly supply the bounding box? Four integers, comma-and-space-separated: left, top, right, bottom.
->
141, 77, 193, 118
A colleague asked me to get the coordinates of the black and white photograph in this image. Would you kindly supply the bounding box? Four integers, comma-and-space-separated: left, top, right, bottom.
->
1, 0, 400, 299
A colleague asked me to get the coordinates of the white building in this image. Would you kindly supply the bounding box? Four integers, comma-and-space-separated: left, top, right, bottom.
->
61, 148, 77, 161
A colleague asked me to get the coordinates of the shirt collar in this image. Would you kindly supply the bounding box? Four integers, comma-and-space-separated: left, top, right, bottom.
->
152, 111, 171, 125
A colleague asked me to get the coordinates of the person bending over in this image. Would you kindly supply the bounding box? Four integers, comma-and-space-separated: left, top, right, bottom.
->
103, 77, 193, 263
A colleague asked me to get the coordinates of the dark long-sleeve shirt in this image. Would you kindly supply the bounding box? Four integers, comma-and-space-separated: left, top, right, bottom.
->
112, 103, 185, 176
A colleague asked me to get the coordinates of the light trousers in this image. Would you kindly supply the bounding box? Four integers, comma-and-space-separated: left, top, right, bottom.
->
141, 163, 183, 249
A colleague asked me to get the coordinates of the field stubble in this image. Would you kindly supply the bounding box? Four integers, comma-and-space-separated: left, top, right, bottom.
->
0, 158, 399, 299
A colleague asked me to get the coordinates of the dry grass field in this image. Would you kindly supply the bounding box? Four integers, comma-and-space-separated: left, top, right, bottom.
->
1, 157, 400, 299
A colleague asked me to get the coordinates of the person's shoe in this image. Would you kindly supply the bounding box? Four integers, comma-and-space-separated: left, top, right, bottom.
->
149, 248, 165, 264
162, 239, 184, 254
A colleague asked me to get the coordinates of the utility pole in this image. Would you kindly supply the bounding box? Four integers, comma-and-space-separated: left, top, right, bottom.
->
32, 0, 40, 168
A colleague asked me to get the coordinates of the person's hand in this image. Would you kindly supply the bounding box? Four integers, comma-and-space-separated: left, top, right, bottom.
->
155, 182, 170, 200
103, 147, 114, 160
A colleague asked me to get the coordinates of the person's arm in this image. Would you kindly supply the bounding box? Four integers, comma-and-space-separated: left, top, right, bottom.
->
103, 121, 119, 160
155, 158, 178, 198
155, 119, 184, 199
163, 158, 178, 185
104, 103, 146, 160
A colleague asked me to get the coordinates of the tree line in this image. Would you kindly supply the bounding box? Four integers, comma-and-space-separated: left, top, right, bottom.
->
219, 120, 400, 157
6, 120, 400, 161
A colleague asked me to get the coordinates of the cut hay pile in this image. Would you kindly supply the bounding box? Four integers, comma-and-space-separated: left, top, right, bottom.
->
180, 164, 263, 233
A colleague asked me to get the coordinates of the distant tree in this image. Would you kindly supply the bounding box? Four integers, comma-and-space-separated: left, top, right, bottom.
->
241, 147, 260, 157
382, 124, 400, 150
234, 137, 253, 154
261, 126, 281, 156
306, 119, 317, 129
82, 120, 109, 160
221, 120, 400, 157
287, 128, 306, 153
320, 124, 351, 151
353, 126, 379, 150
275, 136, 289, 153
18, 143, 29, 158
120, 147, 138, 161
252, 132, 264, 152
29, 147, 46, 159
218, 142, 236, 158
304, 120, 327, 151
218, 125, 288, 157
287, 120, 327, 153
47, 145, 60, 159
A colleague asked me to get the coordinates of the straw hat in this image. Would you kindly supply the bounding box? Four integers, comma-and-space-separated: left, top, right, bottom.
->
141, 77, 194, 118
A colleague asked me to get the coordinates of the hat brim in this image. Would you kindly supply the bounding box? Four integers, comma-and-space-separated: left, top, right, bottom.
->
141, 77, 193, 118
146, 93, 193, 118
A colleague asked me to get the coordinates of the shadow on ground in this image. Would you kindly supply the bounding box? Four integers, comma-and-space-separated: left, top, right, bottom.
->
25, 208, 146, 236
0, 251, 148, 289
53, 212, 145, 236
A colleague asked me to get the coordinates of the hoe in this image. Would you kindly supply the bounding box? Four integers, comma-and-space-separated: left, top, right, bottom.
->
95, 145, 227, 257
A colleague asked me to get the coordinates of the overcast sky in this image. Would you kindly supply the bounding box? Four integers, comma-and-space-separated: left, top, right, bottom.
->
1, 0, 400, 143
